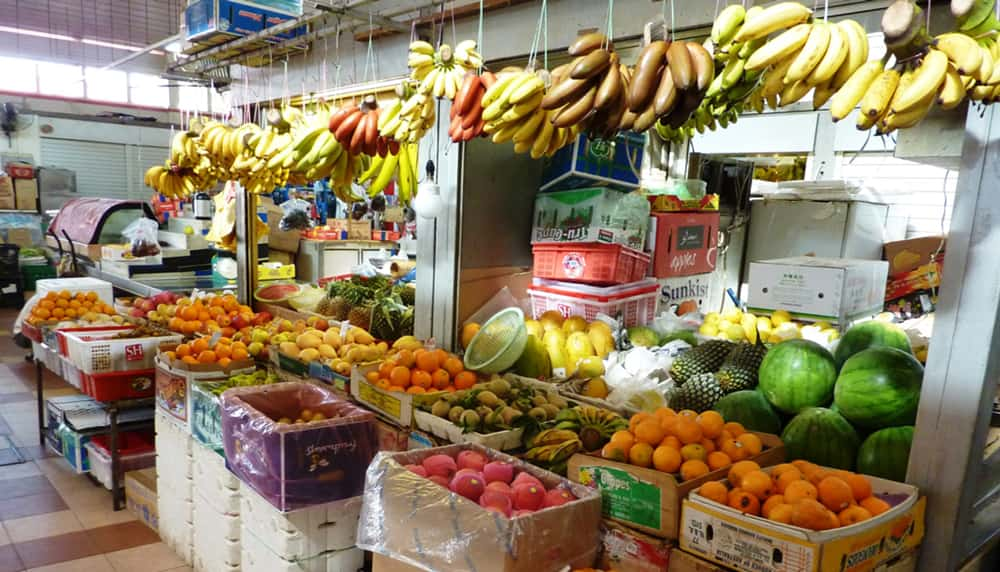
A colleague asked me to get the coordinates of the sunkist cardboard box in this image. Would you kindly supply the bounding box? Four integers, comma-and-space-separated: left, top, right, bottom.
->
747, 257, 889, 326
599, 520, 672, 572
0, 176, 14, 209
14, 177, 37, 210
125, 467, 158, 531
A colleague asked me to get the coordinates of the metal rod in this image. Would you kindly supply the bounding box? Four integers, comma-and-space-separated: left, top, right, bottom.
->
101, 33, 182, 71
36, 359, 44, 448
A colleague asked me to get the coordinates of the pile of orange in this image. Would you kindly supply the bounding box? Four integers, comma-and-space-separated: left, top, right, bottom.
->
365, 348, 476, 395
164, 294, 255, 338
601, 408, 766, 481
28, 290, 116, 325
163, 336, 251, 368
697, 460, 891, 531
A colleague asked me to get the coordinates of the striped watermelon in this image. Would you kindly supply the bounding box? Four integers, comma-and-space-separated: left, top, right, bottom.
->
857, 426, 914, 482
833, 320, 912, 369
758, 339, 838, 414
713, 390, 783, 435
780, 407, 860, 470
834, 347, 923, 429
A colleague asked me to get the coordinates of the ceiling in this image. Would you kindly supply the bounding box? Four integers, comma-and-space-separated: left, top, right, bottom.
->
0, 0, 184, 48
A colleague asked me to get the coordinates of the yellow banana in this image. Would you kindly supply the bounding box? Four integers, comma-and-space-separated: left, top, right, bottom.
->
785, 23, 831, 85
891, 50, 948, 113
830, 60, 885, 121
807, 22, 848, 85
734, 2, 813, 42
745, 24, 812, 72
860, 67, 901, 120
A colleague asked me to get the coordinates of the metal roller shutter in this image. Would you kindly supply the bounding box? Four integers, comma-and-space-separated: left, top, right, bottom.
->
40, 138, 130, 199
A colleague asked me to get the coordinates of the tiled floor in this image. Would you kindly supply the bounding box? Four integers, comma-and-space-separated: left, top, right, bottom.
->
0, 309, 190, 572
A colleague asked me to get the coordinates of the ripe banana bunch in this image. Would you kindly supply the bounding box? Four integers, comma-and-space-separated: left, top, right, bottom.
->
408, 39, 483, 100
328, 97, 387, 156
627, 38, 715, 132
448, 71, 497, 142
379, 82, 436, 144
540, 33, 627, 132
169, 129, 200, 170
356, 138, 414, 199
482, 68, 578, 158
523, 428, 582, 469
143, 163, 203, 198
284, 112, 345, 182
954, 0, 1000, 37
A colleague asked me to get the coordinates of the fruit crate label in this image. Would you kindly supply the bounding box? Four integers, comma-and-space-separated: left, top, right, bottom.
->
124, 343, 145, 362
578, 465, 660, 530
357, 381, 402, 420
191, 383, 223, 448
308, 361, 347, 393
277, 353, 308, 376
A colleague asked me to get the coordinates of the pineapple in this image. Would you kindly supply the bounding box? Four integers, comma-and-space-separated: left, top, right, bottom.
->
347, 303, 372, 332
669, 340, 735, 385
716, 342, 768, 393
669, 373, 724, 412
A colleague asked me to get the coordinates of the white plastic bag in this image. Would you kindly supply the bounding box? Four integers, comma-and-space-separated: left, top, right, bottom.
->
122, 218, 160, 257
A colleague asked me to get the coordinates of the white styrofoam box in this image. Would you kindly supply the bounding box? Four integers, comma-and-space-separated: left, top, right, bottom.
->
192, 442, 241, 515
194, 491, 240, 541
156, 411, 194, 485
241, 529, 364, 572
35, 277, 114, 307
240, 487, 361, 561
193, 552, 239, 572
159, 518, 193, 566
159, 488, 194, 525
159, 495, 194, 566
193, 492, 241, 571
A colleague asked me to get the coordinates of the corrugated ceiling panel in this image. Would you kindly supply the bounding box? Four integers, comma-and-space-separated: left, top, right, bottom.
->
6, 0, 180, 47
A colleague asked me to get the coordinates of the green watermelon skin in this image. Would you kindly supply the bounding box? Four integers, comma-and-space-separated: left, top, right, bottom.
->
834, 347, 923, 429
758, 339, 838, 414
713, 390, 783, 435
857, 426, 914, 482
781, 407, 860, 470
834, 321, 912, 369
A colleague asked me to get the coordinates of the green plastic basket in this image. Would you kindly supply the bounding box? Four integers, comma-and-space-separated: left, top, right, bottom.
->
463, 307, 528, 374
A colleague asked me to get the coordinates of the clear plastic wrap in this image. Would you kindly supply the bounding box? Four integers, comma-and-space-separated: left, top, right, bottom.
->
357, 443, 602, 572
279, 198, 314, 231
121, 217, 161, 257
221, 382, 376, 512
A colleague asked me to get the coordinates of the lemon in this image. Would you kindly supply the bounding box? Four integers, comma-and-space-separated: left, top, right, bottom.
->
183, 226, 194, 235
699, 323, 719, 337
704, 312, 722, 325
771, 309, 792, 325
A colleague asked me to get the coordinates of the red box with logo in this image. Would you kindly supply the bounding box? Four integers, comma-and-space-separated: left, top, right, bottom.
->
648, 212, 719, 278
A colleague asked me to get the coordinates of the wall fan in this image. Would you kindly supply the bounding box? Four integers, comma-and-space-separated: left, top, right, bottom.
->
2, 103, 35, 146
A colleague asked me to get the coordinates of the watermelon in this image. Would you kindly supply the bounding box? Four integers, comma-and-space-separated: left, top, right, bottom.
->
713, 390, 783, 434
857, 426, 914, 482
834, 347, 923, 429
254, 283, 304, 305
781, 407, 860, 470
758, 339, 838, 414
833, 320, 912, 369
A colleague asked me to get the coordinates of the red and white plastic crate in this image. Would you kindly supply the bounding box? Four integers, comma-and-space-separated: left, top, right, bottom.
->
532, 242, 651, 285
81, 368, 157, 402
527, 278, 659, 327
63, 328, 181, 374
83, 431, 156, 490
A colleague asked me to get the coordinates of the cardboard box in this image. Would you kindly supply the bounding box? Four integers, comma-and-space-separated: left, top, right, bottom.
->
125, 468, 159, 531
531, 187, 647, 250
0, 176, 14, 209
358, 444, 603, 572
747, 257, 889, 325
4, 161, 34, 179
567, 433, 785, 540
885, 289, 936, 320
350, 363, 444, 427
155, 353, 254, 429
884, 236, 945, 277
649, 212, 720, 278
267, 249, 295, 265
650, 194, 721, 213
599, 520, 672, 572
374, 418, 409, 452
184, 0, 305, 46
667, 549, 729, 571
373, 554, 423, 572
6, 228, 33, 247
885, 262, 941, 302
266, 215, 302, 253
348, 219, 372, 240
680, 472, 925, 572
657, 272, 725, 315
14, 178, 37, 210
542, 132, 644, 191
257, 263, 295, 280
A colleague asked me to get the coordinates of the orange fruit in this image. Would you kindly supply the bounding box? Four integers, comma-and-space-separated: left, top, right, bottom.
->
197, 350, 217, 363
838, 505, 873, 526
741, 470, 774, 501
634, 420, 665, 445
442, 357, 464, 377
859, 496, 891, 516
454, 371, 477, 390
629, 412, 652, 433
55, 298, 68, 308
792, 499, 838, 531
817, 477, 855, 512
674, 418, 703, 445
680, 460, 710, 481
217, 357, 231, 368
660, 435, 683, 450
722, 421, 746, 437
784, 480, 819, 504
610, 430, 635, 450
706, 451, 732, 471
845, 474, 873, 502
52, 309, 65, 319
728, 488, 761, 515
775, 470, 805, 494
699, 438, 717, 453
653, 407, 677, 421
770, 464, 800, 480
63, 309, 77, 319
719, 438, 748, 462
394, 349, 415, 368
430, 369, 450, 390
769, 503, 795, 524
762, 494, 786, 518
231, 348, 249, 361
652, 445, 682, 473
175, 344, 192, 357
387, 386, 404, 392
33, 308, 50, 319
379, 361, 397, 379
162, 351, 177, 362
727, 460, 761, 488
180, 306, 199, 321
601, 442, 630, 462
792, 460, 819, 474
677, 409, 698, 419
433, 349, 449, 367
698, 481, 729, 505
411, 370, 432, 389
628, 442, 654, 468
807, 468, 833, 486
416, 350, 439, 373
181, 355, 199, 365
375, 379, 392, 390
389, 366, 411, 387
215, 344, 232, 359
696, 411, 725, 439
736, 433, 763, 456
366, 371, 380, 383
407, 386, 426, 394
680, 443, 707, 462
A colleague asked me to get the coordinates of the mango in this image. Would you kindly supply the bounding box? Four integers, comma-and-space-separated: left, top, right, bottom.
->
577, 356, 604, 378
512, 334, 552, 379
279, 341, 300, 358
299, 348, 320, 363
318, 344, 337, 359
296, 333, 322, 349
524, 319, 544, 339
539, 310, 564, 332
562, 315, 588, 334
542, 329, 568, 378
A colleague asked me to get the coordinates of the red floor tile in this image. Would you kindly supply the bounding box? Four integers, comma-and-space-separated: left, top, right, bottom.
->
0, 545, 23, 572
86, 520, 161, 554
12, 529, 100, 569
0, 489, 68, 520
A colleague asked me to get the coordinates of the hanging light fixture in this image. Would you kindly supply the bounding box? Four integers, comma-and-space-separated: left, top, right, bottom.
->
413, 159, 443, 219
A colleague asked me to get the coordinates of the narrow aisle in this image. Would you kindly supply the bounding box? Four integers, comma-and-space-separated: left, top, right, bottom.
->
0, 309, 190, 572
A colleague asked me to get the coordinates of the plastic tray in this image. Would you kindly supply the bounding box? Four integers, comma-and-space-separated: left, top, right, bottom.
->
64, 328, 182, 374
84, 431, 156, 490
528, 278, 659, 327
412, 410, 525, 451
81, 368, 156, 402
532, 242, 651, 285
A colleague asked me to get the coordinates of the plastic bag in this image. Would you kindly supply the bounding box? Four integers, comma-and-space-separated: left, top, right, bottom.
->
603, 344, 688, 412
122, 218, 160, 257
279, 198, 314, 231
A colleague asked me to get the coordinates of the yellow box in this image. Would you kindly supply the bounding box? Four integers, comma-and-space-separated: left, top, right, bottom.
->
349, 362, 443, 427
680, 472, 925, 572
257, 264, 295, 281
649, 194, 720, 213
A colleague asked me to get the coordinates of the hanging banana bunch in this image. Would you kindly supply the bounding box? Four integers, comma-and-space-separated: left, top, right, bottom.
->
409, 39, 483, 100
379, 82, 435, 144
449, 71, 496, 142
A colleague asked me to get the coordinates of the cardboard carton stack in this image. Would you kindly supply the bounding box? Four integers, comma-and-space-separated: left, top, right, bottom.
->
883, 236, 944, 319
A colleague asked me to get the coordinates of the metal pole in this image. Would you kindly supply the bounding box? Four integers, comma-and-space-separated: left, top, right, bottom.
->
910, 105, 1000, 571
235, 184, 258, 305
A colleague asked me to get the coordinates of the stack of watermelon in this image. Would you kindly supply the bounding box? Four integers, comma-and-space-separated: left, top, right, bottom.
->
713, 320, 921, 481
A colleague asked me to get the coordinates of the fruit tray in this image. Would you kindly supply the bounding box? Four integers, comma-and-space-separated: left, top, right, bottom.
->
82, 368, 156, 402
55, 326, 132, 357
64, 328, 182, 374
532, 242, 651, 285
84, 430, 156, 490
412, 410, 525, 451
528, 277, 659, 327
349, 362, 446, 427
